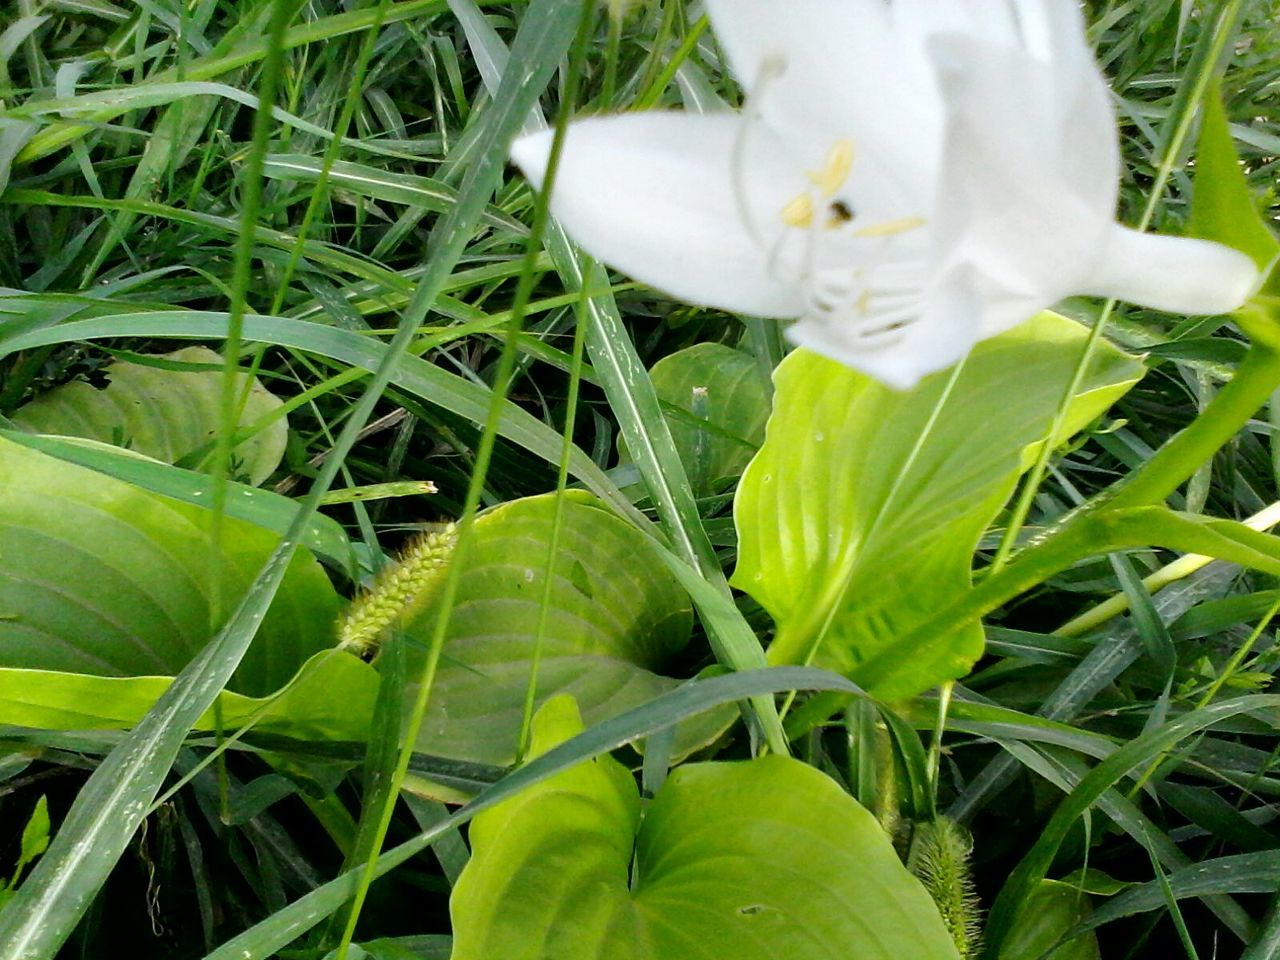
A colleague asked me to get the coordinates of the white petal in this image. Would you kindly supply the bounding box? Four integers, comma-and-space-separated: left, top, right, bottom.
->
928, 33, 1118, 216
1083, 226, 1259, 316
892, 0, 1021, 47
510, 113, 805, 317
786, 266, 983, 391
705, 0, 942, 201
704, 0, 883, 91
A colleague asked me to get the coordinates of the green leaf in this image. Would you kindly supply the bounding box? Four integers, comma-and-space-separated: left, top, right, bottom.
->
1188, 84, 1280, 281
262, 154, 525, 234
1078, 852, 1280, 933
205, 667, 864, 960
390, 492, 699, 765
985, 693, 1280, 954
11, 346, 287, 485
450, 696, 960, 960
17, 796, 50, 871
0, 430, 354, 575
0, 650, 377, 742
0, 435, 338, 696
999, 881, 1100, 960
732, 312, 1144, 700
623, 343, 770, 496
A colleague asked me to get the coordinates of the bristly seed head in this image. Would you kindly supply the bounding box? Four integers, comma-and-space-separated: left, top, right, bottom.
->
337, 524, 458, 657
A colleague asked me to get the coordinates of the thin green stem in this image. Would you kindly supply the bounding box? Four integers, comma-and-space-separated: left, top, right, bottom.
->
517, 278, 590, 763
332, 4, 597, 956
1108, 341, 1280, 509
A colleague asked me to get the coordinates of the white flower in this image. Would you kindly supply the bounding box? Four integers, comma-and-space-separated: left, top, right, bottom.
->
510, 0, 1259, 389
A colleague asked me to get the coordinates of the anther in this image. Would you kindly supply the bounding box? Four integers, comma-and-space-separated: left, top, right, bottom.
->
780, 193, 815, 228
810, 139, 855, 197
826, 200, 855, 228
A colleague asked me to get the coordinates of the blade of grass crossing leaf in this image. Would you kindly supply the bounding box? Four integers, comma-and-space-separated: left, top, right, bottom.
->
212, 0, 301, 636
517, 243, 593, 761
203, 667, 862, 960
332, 3, 593, 955
447, 0, 787, 755
0, 311, 637, 523
1143, 836, 1202, 960
0, 2, 566, 954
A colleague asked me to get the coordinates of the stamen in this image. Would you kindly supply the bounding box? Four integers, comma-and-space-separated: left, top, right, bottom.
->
729, 56, 789, 248
854, 216, 928, 239
810, 139, 855, 197
780, 193, 815, 228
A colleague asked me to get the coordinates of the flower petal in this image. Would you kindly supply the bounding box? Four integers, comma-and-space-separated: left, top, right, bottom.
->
704, 0, 882, 91
510, 112, 805, 317
705, 0, 942, 201
928, 32, 1118, 219
786, 265, 983, 391
1083, 226, 1259, 316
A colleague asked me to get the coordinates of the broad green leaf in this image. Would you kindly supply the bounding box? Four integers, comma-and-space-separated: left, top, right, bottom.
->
1188, 84, 1280, 283
11, 346, 287, 485
1, 431, 354, 575
206, 667, 862, 960
999, 881, 1100, 960
0, 5, 572, 952
450, 696, 959, 960
0, 651, 377, 743
376, 492, 697, 764
732, 312, 1144, 700
623, 343, 769, 496
0, 436, 337, 696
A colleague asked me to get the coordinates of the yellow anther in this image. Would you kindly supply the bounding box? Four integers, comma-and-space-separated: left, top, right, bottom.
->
809, 139, 855, 198
780, 193, 815, 228
855, 216, 927, 239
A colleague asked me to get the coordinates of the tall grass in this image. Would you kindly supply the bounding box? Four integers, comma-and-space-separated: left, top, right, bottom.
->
0, 1, 1277, 957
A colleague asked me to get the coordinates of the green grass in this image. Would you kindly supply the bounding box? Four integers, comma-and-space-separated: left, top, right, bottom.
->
0, 0, 1278, 958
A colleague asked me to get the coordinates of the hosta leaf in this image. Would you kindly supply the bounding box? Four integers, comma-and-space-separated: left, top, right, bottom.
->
999, 881, 1100, 960
389, 491, 697, 765
450, 696, 959, 960
732, 312, 1144, 700
0, 651, 377, 742
11, 346, 287, 485
624, 343, 770, 496
0, 436, 338, 696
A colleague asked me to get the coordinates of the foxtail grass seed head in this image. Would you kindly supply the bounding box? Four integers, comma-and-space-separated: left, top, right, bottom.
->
909, 817, 983, 960
338, 524, 457, 657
